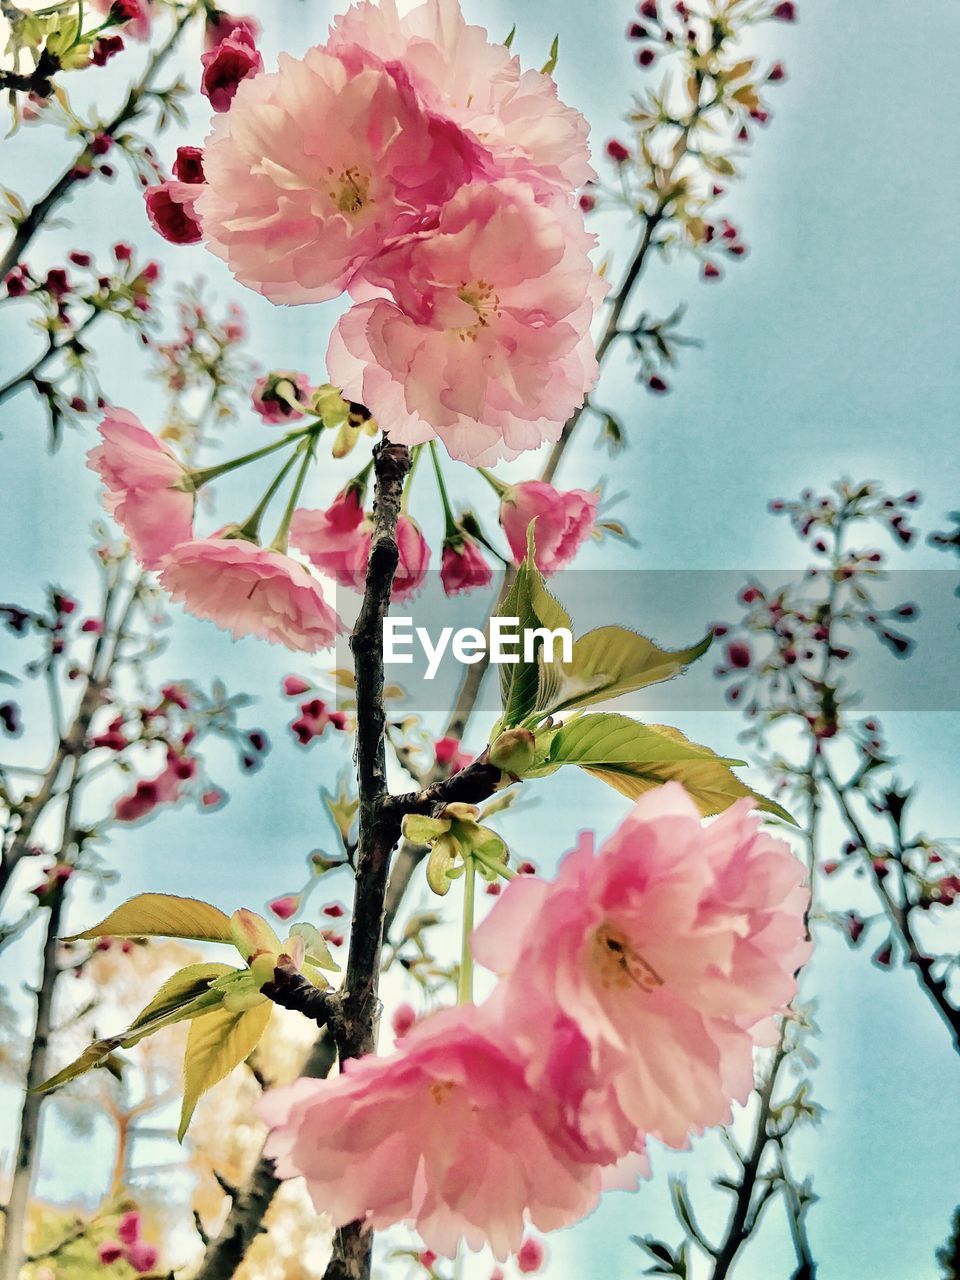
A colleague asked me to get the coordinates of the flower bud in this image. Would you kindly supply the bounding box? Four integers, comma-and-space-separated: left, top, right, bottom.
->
488, 727, 536, 776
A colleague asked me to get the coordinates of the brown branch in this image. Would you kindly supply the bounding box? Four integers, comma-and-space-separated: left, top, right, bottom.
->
0, 47, 60, 98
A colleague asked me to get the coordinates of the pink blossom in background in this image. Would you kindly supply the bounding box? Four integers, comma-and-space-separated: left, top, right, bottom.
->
328, 0, 594, 194
251, 371, 313, 424
144, 181, 204, 245
268, 894, 300, 920
172, 145, 205, 184
200, 23, 263, 111
113, 747, 198, 824
290, 487, 366, 580
158, 538, 341, 651
441, 536, 493, 595
259, 1005, 600, 1258
434, 735, 472, 772
203, 11, 261, 52
116, 1212, 141, 1246
195, 46, 484, 303
499, 480, 598, 574
92, 0, 153, 42
289, 697, 348, 745
516, 1237, 547, 1273
472, 784, 810, 1152
327, 181, 602, 465
87, 410, 194, 569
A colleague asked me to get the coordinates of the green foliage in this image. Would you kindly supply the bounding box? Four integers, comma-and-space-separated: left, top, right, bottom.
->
40, 895, 339, 1137
491, 533, 790, 820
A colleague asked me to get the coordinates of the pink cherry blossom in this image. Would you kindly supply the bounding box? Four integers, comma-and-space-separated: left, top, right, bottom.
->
114, 747, 197, 824
499, 480, 597, 574
87, 410, 194, 570
195, 46, 485, 304
434, 735, 472, 772
293, 500, 430, 601
259, 1005, 599, 1258
251, 372, 313, 424
200, 24, 263, 111
289, 487, 366, 581
144, 181, 204, 245
441, 537, 493, 595
269, 894, 300, 920
472, 784, 811, 1152
290, 697, 348, 745
203, 11, 261, 53
327, 181, 602, 466
158, 538, 341, 652
329, 0, 594, 195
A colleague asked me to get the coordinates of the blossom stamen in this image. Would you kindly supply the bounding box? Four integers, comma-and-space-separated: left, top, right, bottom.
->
330, 166, 371, 215
592, 923, 663, 993
456, 279, 501, 342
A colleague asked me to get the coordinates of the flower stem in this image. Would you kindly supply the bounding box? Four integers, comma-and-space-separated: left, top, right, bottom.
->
429, 441, 459, 539
477, 466, 508, 498
270, 438, 317, 554
185, 426, 314, 491
232, 449, 303, 543
457, 854, 477, 1005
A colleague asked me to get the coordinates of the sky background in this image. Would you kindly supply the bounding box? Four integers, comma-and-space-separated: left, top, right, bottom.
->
1, 1, 959, 1278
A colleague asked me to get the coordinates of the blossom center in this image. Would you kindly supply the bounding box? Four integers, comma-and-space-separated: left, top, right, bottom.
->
428, 1079, 455, 1105
591, 923, 663, 993
328, 166, 371, 216
455, 279, 501, 342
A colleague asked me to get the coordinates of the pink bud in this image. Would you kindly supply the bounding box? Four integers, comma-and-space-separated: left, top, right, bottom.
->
268, 895, 300, 921
392, 1003, 417, 1040
116, 1211, 141, 1245
517, 1237, 547, 1273
605, 139, 630, 163
282, 674, 311, 697
98, 1242, 124, 1265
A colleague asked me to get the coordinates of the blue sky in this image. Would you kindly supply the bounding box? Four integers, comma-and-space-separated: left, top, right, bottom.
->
1, 2, 959, 1277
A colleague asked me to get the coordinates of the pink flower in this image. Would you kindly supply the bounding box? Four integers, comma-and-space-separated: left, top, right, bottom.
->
269, 894, 300, 920
260, 1006, 599, 1258
391, 1001, 417, 1040
289, 487, 366, 582
172, 145, 205, 184
116, 1211, 141, 1245
290, 697, 348, 745
195, 46, 484, 304
158, 538, 341, 652
87, 410, 194, 570
93, 0, 152, 42
201, 24, 263, 112
144, 181, 204, 245
329, 0, 594, 195
124, 1241, 159, 1274
293, 501, 429, 601
203, 11, 261, 52
516, 1237, 547, 1273
434, 736, 472, 772
441, 537, 493, 595
327, 181, 602, 466
472, 784, 811, 1153
98, 1241, 124, 1265
282, 674, 312, 697
499, 481, 597, 574
114, 748, 197, 823
251, 372, 312, 424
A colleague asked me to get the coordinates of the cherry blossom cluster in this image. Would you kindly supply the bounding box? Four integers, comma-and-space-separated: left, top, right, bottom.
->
261, 785, 809, 1258
144, 0, 603, 466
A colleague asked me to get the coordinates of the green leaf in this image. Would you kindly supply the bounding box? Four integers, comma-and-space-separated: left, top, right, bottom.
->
129, 962, 236, 1031
179, 1000, 273, 1141
400, 813, 452, 846
503, 23, 516, 48
531, 712, 744, 775
288, 923, 340, 974
229, 908, 281, 961
534, 625, 712, 719
35, 972, 232, 1093
580, 724, 795, 821
540, 33, 559, 75
65, 893, 233, 945
498, 524, 571, 728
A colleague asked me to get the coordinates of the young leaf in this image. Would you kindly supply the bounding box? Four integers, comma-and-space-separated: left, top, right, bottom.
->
179, 1000, 273, 1141
65, 893, 233, 945
503, 23, 516, 48
531, 712, 744, 774
540, 34, 559, 75
129, 962, 237, 1031
534, 625, 712, 719
35, 973, 232, 1093
230, 908, 282, 961
288, 923, 340, 974
580, 724, 794, 821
